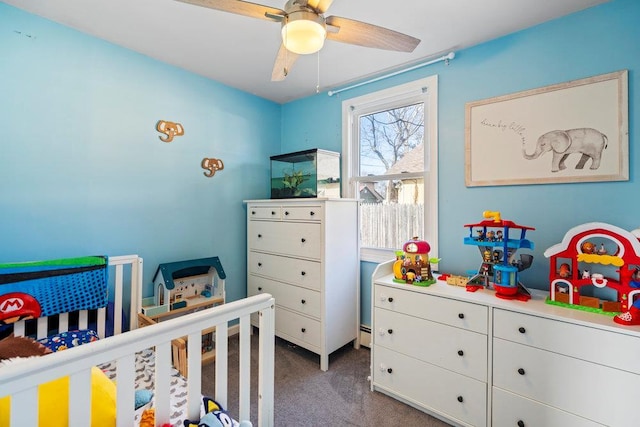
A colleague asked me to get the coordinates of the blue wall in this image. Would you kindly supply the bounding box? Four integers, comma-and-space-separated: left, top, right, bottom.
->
0, 4, 281, 303
2, 1, 638, 327
282, 0, 640, 326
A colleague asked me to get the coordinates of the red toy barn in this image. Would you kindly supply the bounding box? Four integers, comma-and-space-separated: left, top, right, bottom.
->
544, 222, 640, 313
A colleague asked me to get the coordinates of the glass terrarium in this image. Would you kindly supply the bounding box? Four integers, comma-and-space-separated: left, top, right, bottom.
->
270, 149, 341, 199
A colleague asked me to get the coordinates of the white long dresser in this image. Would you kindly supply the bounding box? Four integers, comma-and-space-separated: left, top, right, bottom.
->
245, 198, 359, 371
371, 260, 640, 427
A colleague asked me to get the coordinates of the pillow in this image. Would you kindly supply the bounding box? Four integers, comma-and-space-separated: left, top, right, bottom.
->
0, 366, 116, 427
38, 329, 99, 352
135, 389, 153, 410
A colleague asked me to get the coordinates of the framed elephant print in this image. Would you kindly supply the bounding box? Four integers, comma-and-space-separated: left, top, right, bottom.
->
464, 70, 628, 186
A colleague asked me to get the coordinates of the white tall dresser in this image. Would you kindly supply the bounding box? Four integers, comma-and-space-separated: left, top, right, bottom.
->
371, 260, 640, 427
245, 198, 359, 371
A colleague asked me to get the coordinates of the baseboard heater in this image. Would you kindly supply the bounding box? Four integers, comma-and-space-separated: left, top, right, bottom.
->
359, 325, 371, 348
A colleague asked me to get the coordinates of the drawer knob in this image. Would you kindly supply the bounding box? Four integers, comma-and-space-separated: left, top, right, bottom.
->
251, 211, 256, 215
271, 211, 276, 215
301, 271, 306, 276
285, 211, 290, 215
258, 262, 262, 267
388, 297, 394, 303
310, 211, 315, 216
301, 238, 306, 243
518, 326, 526, 334
301, 299, 306, 304
457, 350, 464, 356
387, 329, 393, 334
258, 234, 262, 238
457, 396, 464, 403
517, 421, 525, 427
387, 368, 393, 374
518, 368, 526, 375
258, 287, 263, 291
301, 328, 306, 333
458, 313, 465, 319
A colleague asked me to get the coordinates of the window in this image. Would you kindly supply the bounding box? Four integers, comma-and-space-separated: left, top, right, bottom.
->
342, 76, 438, 263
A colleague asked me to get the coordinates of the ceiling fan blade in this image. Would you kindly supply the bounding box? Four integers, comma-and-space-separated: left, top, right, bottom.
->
325, 16, 420, 52
272, 44, 300, 81
175, 0, 285, 22
307, 0, 334, 14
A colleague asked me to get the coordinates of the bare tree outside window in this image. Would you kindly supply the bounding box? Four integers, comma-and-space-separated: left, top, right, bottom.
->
358, 103, 425, 250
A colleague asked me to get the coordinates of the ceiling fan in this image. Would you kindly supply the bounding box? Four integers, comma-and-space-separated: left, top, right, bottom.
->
175, 0, 421, 81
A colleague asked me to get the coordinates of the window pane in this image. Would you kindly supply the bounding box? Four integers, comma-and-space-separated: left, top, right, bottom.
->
359, 176, 425, 250
359, 103, 424, 176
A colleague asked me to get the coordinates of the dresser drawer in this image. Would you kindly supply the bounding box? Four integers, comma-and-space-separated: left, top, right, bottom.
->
374, 284, 488, 334
494, 308, 640, 374
275, 307, 321, 350
373, 345, 487, 427
374, 307, 487, 381
493, 337, 637, 426
248, 275, 321, 319
493, 387, 602, 427
280, 205, 323, 222
248, 221, 322, 259
249, 252, 321, 290
248, 205, 281, 220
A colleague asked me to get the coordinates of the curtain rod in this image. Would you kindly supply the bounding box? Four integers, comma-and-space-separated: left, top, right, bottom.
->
327, 51, 455, 97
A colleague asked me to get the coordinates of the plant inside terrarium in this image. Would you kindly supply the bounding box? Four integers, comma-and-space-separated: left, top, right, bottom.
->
283, 169, 311, 196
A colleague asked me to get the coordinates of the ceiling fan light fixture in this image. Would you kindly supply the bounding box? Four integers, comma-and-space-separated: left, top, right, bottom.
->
281, 11, 326, 55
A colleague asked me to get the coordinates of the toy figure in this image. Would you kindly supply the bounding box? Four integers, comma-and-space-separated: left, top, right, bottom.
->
476, 229, 485, 241
558, 263, 571, 278
486, 230, 495, 241
581, 241, 595, 254
495, 230, 503, 241
597, 243, 607, 255
582, 269, 591, 279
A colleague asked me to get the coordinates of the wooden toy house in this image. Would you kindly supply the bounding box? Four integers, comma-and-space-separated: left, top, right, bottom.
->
544, 223, 640, 313
141, 256, 226, 317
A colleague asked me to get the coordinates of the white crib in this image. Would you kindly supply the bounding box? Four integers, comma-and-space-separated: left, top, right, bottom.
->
0, 255, 275, 427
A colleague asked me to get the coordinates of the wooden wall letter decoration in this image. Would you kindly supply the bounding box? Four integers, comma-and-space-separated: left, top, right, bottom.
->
201, 158, 224, 177
156, 120, 184, 143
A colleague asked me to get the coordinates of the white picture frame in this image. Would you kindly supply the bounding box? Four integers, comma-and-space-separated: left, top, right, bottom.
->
465, 70, 629, 187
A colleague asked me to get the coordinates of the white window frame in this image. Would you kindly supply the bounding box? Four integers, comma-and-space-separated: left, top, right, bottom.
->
341, 75, 439, 264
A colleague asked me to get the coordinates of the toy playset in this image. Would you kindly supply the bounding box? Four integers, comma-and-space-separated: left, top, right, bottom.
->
463, 211, 535, 300
142, 257, 225, 317
544, 222, 640, 325
392, 237, 439, 286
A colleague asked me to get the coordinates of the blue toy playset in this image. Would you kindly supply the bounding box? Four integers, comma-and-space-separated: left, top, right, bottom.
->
464, 211, 535, 301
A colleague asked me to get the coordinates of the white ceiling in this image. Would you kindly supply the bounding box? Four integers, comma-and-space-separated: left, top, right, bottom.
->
4, 0, 608, 104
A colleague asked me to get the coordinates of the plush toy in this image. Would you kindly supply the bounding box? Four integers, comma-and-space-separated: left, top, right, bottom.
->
139, 408, 171, 427
183, 397, 252, 427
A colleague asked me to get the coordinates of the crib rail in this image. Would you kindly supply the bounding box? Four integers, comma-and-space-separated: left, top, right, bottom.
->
0, 293, 275, 427
12, 255, 143, 339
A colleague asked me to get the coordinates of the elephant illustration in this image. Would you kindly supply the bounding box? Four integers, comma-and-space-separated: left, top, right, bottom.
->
201, 157, 224, 177
156, 120, 184, 143
522, 128, 608, 172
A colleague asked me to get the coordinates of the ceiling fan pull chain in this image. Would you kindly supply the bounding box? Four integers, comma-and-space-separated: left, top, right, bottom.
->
316, 51, 320, 93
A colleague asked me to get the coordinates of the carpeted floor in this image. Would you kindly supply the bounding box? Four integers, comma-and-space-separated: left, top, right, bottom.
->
201, 331, 452, 426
